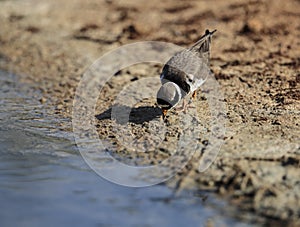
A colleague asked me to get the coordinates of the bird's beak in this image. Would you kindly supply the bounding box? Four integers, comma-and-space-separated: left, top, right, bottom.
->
162, 109, 168, 119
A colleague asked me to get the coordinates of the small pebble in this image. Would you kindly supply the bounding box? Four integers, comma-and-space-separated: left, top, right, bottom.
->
39, 97, 47, 104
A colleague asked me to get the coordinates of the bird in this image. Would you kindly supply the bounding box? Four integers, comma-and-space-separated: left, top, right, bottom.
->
156, 29, 216, 118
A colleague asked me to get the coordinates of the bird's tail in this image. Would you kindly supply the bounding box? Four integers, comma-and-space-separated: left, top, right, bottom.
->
190, 29, 216, 53
189, 29, 217, 64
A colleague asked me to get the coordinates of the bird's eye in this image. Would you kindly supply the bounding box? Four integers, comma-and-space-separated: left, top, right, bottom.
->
188, 78, 193, 82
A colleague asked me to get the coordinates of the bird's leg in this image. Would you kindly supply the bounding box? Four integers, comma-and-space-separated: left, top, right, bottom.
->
192, 91, 197, 99
176, 93, 200, 113
174, 99, 189, 113
185, 91, 197, 109
182, 99, 190, 113
174, 90, 200, 114
184, 95, 196, 112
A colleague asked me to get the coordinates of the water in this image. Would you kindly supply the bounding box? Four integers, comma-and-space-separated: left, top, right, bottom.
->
0, 70, 253, 227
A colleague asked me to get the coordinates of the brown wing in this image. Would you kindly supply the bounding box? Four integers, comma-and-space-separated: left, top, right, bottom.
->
160, 29, 216, 94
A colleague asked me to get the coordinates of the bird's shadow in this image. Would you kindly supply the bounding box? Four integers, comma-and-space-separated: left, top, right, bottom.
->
95, 104, 162, 124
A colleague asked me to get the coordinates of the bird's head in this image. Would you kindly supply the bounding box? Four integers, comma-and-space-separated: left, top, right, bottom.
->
156, 82, 182, 117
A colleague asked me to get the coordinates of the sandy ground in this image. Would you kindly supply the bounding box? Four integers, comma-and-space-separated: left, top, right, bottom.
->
0, 0, 299, 224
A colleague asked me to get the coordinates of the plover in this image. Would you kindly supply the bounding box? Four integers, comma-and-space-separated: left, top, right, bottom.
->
157, 29, 216, 117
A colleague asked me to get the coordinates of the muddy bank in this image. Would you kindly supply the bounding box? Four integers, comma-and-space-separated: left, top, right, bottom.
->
0, 0, 299, 224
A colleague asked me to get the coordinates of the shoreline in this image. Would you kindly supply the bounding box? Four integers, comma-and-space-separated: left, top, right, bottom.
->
0, 0, 299, 224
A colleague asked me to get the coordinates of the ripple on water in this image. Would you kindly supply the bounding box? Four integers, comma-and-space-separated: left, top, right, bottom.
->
0, 70, 76, 157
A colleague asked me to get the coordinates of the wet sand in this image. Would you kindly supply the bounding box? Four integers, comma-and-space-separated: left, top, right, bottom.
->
0, 0, 299, 224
